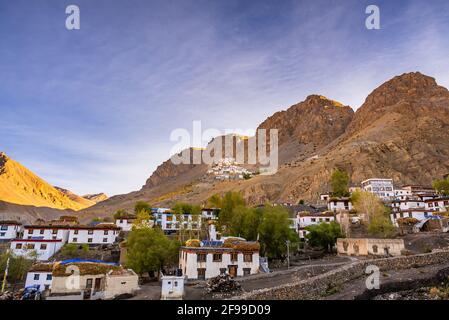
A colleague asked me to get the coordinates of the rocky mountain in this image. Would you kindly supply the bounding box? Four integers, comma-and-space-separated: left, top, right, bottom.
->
257, 94, 354, 165
81, 72, 449, 219
0, 152, 94, 211
82, 193, 108, 204
55, 187, 96, 208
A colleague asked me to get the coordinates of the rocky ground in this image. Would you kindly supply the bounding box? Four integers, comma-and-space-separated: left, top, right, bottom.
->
325, 262, 449, 300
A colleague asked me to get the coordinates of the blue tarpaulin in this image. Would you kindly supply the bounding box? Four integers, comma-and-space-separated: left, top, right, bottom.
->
59, 258, 117, 266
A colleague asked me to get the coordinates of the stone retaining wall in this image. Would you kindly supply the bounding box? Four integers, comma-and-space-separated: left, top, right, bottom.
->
231, 250, 449, 300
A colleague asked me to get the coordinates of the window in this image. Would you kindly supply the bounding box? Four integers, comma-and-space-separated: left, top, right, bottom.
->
0, 233, 5, 237
0, 226, 7, 231
34, 274, 40, 281
72, 238, 78, 243
88, 230, 94, 235
243, 254, 253, 263
174, 281, 178, 287
28, 229, 34, 234
40, 229, 44, 234
104, 230, 109, 235
103, 238, 108, 243
52, 229, 58, 235
372, 245, 378, 253
220, 268, 227, 275
311, 218, 316, 222
16, 243, 22, 249
197, 268, 206, 280
46, 274, 52, 281
88, 238, 93, 243
86, 278, 93, 289
40, 244, 47, 250
243, 268, 251, 276
213, 253, 222, 262
27, 244, 35, 250
197, 254, 207, 262
231, 253, 238, 262
74, 230, 79, 235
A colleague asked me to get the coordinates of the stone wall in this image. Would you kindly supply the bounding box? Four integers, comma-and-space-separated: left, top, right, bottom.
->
232, 250, 449, 300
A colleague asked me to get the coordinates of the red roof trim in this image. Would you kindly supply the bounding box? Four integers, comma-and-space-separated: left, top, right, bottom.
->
12, 239, 62, 243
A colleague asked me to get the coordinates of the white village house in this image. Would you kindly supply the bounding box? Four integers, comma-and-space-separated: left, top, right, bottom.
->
327, 197, 353, 212
115, 215, 136, 232
24, 263, 54, 292
179, 240, 260, 280
361, 178, 395, 200
0, 221, 22, 241
296, 211, 336, 239
68, 224, 120, 245
153, 210, 202, 235
11, 222, 122, 261
10, 224, 71, 261
47, 261, 139, 300
11, 239, 65, 261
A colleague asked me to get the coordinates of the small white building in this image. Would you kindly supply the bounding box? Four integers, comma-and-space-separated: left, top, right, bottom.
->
391, 199, 426, 212
201, 208, 220, 220
297, 212, 335, 239
390, 209, 434, 227
115, 216, 136, 232
327, 197, 353, 212
48, 262, 139, 300
161, 274, 185, 300
0, 221, 22, 241
10, 239, 64, 261
25, 263, 54, 292
153, 211, 202, 234
179, 241, 260, 280
68, 225, 120, 245
424, 198, 449, 212
361, 178, 395, 200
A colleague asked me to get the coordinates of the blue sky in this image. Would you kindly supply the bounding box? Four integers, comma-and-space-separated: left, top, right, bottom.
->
1, 0, 449, 196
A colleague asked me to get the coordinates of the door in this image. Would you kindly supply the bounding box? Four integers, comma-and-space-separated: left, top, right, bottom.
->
94, 278, 102, 292
228, 265, 237, 278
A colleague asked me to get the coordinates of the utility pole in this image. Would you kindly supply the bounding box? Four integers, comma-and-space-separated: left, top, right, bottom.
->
286, 240, 290, 270
1, 250, 10, 293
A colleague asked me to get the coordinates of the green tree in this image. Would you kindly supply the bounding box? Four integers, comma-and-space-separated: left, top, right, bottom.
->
207, 194, 223, 208
433, 178, 449, 196
125, 228, 180, 276
211, 192, 246, 232
132, 209, 153, 229
330, 168, 350, 197
134, 201, 152, 215
367, 214, 395, 238
305, 222, 344, 252
113, 209, 130, 220
172, 202, 201, 215
258, 205, 298, 259
0, 252, 34, 284
352, 190, 395, 237
60, 243, 79, 258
